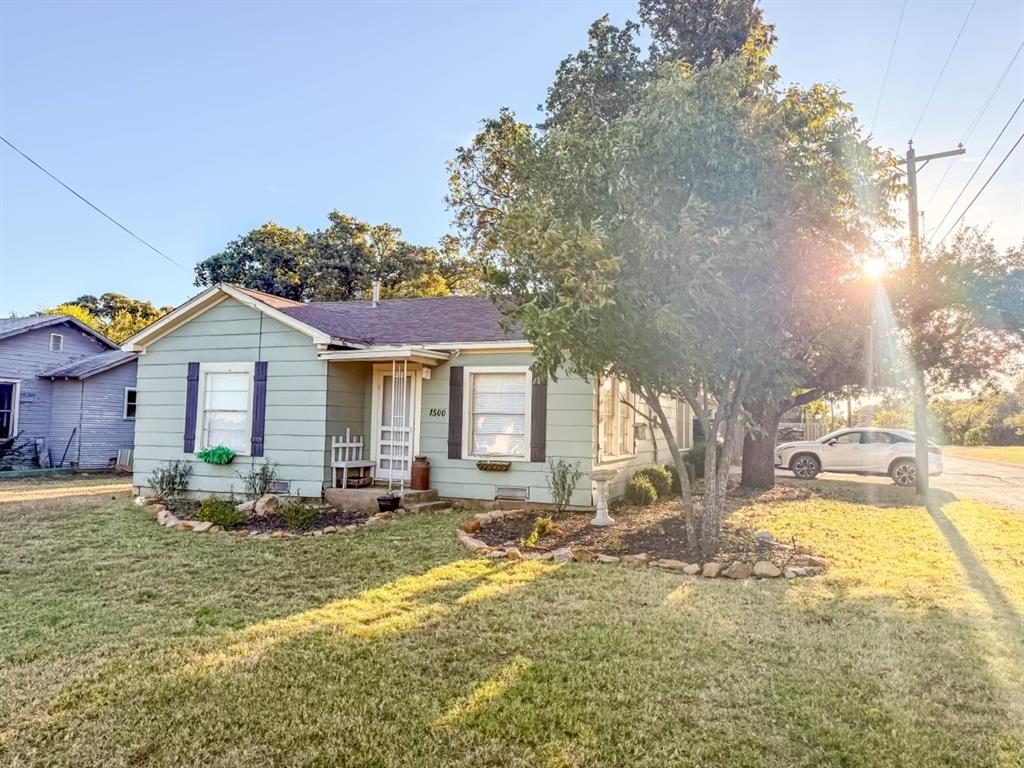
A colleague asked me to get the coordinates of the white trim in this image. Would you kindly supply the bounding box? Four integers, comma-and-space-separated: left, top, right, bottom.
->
462, 365, 532, 462
0, 378, 20, 439
427, 341, 532, 352
369, 366, 422, 481
123, 386, 137, 421
319, 346, 450, 365
49, 332, 64, 352
196, 362, 255, 455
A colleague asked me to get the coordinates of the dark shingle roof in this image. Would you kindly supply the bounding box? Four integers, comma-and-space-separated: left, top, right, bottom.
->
37, 350, 138, 380
280, 296, 523, 345
0, 315, 116, 347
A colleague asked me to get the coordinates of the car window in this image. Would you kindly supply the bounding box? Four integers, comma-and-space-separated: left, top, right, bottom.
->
863, 432, 895, 444
833, 431, 861, 445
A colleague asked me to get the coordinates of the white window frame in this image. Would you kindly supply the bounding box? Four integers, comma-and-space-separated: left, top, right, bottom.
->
196, 362, 254, 455
598, 374, 636, 463
462, 365, 532, 462
49, 333, 64, 352
0, 379, 20, 439
123, 386, 138, 421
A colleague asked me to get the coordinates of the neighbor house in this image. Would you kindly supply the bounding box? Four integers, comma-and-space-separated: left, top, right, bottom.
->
123, 284, 693, 506
0, 315, 138, 471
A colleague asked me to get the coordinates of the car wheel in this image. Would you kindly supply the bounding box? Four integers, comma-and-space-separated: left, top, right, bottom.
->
790, 454, 820, 480
891, 459, 917, 487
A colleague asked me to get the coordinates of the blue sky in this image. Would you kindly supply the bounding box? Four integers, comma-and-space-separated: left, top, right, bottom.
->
1, 0, 1021, 315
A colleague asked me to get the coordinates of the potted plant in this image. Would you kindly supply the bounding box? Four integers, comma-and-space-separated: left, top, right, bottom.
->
377, 488, 401, 513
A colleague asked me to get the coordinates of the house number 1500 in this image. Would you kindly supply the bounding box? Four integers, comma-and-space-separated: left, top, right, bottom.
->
429, 408, 447, 418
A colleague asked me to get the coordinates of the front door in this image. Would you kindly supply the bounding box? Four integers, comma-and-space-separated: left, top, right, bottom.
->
373, 370, 418, 482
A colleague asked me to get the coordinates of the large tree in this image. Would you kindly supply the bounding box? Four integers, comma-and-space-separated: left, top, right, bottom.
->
46, 292, 173, 343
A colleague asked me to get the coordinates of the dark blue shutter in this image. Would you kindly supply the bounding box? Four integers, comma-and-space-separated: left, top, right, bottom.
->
447, 366, 463, 459
251, 361, 268, 457
183, 362, 200, 453
530, 377, 547, 463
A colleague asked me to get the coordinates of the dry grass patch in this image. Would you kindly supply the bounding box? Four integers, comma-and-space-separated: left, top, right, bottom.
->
942, 445, 1024, 466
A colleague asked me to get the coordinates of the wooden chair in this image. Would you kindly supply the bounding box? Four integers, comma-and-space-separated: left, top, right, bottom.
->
331, 429, 375, 488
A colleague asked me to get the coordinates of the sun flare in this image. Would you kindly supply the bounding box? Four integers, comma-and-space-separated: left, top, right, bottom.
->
863, 257, 887, 280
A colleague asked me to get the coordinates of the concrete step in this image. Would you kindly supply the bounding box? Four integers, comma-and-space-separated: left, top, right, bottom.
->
405, 500, 450, 515
400, 489, 438, 505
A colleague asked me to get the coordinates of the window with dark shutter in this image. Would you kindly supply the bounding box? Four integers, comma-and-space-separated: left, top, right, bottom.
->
251, 361, 268, 457
447, 366, 463, 459
183, 362, 200, 453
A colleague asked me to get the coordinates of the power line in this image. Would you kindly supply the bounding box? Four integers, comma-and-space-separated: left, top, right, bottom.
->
936, 130, 1023, 246
924, 38, 1024, 210
910, 0, 976, 139
927, 95, 1024, 241
869, 0, 907, 135
0, 135, 188, 272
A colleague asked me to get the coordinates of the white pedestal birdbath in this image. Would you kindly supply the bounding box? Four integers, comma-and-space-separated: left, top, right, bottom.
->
590, 469, 618, 526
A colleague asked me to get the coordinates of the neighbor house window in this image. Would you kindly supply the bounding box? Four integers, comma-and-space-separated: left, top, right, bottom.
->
599, 374, 635, 460
0, 381, 18, 440
49, 333, 63, 352
123, 387, 138, 420
466, 369, 530, 459
200, 365, 253, 453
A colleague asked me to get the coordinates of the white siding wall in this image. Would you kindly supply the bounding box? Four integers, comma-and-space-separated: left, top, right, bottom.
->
132, 298, 329, 498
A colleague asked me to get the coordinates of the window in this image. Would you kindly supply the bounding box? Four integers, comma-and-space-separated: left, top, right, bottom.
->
832, 431, 862, 445
466, 369, 529, 459
0, 381, 18, 439
123, 387, 138, 420
864, 431, 896, 444
200, 365, 253, 453
599, 374, 635, 460
49, 333, 63, 352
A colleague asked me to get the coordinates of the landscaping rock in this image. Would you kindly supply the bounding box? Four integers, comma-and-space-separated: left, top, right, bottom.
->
458, 531, 490, 552
806, 556, 828, 568
571, 548, 597, 563
786, 566, 808, 577
621, 554, 651, 567
236, 500, 256, 514
683, 563, 701, 575
784, 569, 799, 579
323, 526, 337, 534
505, 547, 522, 560
209, 526, 221, 533
655, 559, 688, 570
551, 547, 573, 564
461, 518, 482, 534
701, 562, 723, 578
270, 530, 286, 538
175, 521, 195, 532
724, 561, 753, 579
596, 554, 620, 564
752, 561, 781, 578
754, 530, 774, 543
313, 529, 324, 537
253, 494, 282, 517
486, 549, 507, 559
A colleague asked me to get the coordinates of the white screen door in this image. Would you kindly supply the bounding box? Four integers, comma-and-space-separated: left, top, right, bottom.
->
376, 372, 417, 481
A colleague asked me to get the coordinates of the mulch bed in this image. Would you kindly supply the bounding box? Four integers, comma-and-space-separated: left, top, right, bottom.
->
163, 499, 371, 534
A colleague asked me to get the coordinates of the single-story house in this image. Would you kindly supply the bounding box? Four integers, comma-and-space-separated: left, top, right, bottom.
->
123, 284, 693, 506
0, 315, 138, 471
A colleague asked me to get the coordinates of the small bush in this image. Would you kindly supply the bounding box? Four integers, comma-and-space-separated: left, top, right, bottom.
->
281, 501, 320, 531
196, 497, 247, 529
683, 441, 723, 480
634, 465, 672, 498
149, 460, 193, 500
625, 474, 658, 506
546, 458, 583, 512
663, 461, 695, 494
520, 515, 558, 549
237, 462, 278, 500
196, 445, 236, 465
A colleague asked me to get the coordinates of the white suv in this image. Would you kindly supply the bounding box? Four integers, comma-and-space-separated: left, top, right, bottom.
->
775, 428, 943, 486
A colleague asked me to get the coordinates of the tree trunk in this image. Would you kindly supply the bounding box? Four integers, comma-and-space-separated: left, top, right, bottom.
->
740, 404, 781, 489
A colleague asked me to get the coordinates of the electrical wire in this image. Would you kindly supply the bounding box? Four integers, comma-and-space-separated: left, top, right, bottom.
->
910, 0, 977, 139
869, 0, 908, 135
0, 135, 188, 271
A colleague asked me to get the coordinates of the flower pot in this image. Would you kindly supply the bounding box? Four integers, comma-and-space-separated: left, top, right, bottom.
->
377, 495, 400, 513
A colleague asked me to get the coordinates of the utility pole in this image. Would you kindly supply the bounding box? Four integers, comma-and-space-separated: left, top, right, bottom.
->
901, 140, 965, 497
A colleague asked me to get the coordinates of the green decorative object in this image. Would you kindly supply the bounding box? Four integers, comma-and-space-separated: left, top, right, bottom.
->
197, 445, 236, 465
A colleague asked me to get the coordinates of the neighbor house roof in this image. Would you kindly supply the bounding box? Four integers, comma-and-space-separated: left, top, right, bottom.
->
281, 296, 523, 346
37, 350, 138, 380
0, 315, 117, 348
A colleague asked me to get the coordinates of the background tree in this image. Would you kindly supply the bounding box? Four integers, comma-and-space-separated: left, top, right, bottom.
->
45, 293, 173, 343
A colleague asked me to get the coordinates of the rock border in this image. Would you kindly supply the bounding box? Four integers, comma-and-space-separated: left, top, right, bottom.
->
135, 495, 398, 539
457, 510, 826, 579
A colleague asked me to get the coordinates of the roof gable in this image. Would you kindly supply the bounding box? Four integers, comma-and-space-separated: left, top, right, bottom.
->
38, 350, 138, 380
0, 315, 117, 348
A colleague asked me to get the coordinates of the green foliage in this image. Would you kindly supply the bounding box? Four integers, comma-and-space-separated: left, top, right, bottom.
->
196, 445, 236, 465
280, 502, 320, 532
236, 462, 278, 501
194, 213, 482, 302
520, 515, 558, 549
148, 461, 193, 501
545, 457, 583, 512
196, 497, 247, 529
634, 465, 673, 498
46, 292, 173, 343
684, 442, 724, 480
625, 474, 658, 507
932, 384, 1024, 446
663, 461, 694, 495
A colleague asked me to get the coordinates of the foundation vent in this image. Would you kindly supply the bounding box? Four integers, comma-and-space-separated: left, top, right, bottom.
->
495, 485, 529, 501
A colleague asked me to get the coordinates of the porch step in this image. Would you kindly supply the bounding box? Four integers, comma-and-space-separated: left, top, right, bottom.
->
400, 489, 438, 505
405, 500, 451, 515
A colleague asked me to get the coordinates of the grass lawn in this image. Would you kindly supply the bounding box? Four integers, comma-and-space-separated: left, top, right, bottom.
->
1, 478, 1022, 767
942, 445, 1024, 467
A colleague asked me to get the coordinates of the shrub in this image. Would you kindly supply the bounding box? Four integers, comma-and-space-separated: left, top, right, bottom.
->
634, 465, 672, 498
237, 462, 278, 500
196, 445, 236, 465
196, 497, 247, 529
664, 461, 696, 494
520, 515, 558, 549
546, 457, 583, 512
281, 501, 320, 531
625, 474, 657, 506
148, 460, 193, 500
683, 441, 724, 479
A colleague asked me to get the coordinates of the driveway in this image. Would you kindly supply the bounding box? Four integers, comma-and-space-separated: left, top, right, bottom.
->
773, 454, 1024, 513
